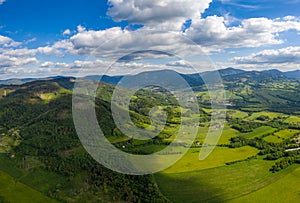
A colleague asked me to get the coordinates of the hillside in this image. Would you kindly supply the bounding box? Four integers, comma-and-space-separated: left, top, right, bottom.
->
0, 71, 299, 202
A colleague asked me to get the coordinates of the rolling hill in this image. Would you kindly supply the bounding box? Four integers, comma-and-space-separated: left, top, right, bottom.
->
0, 69, 299, 202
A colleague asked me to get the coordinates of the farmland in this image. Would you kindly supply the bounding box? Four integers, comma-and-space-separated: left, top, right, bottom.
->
155, 158, 299, 203
163, 146, 259, 173
0, 69, 300, 202
229, 167, 300, 203
239, 126, 277, 139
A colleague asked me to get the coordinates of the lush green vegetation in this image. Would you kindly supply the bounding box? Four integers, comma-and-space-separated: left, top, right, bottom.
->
163, 146, 258, 173
0, 169, 58, 203
274, 129, 299, 139
1, 69, 300, 202
264, 135, 284, 143
229, 167, 300, 203
239, 126, 277, 139
155, 158, 298, 203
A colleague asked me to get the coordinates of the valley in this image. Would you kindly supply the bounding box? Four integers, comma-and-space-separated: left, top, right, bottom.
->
0, 68, 299, 202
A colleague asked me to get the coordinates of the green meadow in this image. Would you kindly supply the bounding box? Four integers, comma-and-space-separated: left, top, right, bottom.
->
0, 169, 58, 203
274, 129, 299, 139
229, 167, 300, 203
248, 112, 283, 120
263, 135, 284, 143
163, 146, 259, 173
239, 126, 277, 139
284, 115, 300, 124
155, 158, 299, 203
196, 125, 238, 145
227, 110, 249, 119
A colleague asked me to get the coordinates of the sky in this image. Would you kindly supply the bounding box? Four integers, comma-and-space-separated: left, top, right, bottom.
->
0, 0, 300, 79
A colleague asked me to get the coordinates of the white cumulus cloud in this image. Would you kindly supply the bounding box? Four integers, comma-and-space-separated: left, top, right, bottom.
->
0, 35, 21, 47
107, 0, 212, 30
63, 29, 71, 36
185, 16, 300, 50
232, 46, 300, 64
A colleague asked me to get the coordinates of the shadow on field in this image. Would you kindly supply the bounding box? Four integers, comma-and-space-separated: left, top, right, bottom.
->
154, 173, 225, 203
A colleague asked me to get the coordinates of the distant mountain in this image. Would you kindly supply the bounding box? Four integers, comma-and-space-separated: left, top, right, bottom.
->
262, 69, 284, 75
0, 78, 37, 85
1, 68, 299, 87
218, 67, 246, 77
260, 69, 300, 80
84, 70, 205, 88
223, 70, 287, 83
0, 76, 73, 86
284, 70, 300, 79
83, 75, 123, 86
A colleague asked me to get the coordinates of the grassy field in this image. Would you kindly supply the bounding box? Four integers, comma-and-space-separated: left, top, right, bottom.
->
284, 116, 300, 124
274, 129, 299, 139
228, 110, 249, 119
196, 125, 238, 145
0, 155, 66, 200
155, 158, 298, 203
218, 126, 239, 144
248, 112, 283, 120
20, 168, 66, 194
263, 135, 283, 143
229, 166, 300, 203
239, 126, 277, 139
38, 88, 72, 103
0, 169, 58, 203
162, 146, 259, 173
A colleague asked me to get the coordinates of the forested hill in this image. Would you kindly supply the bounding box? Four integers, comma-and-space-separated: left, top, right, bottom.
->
0, 78, 168, 202
0, 70, 300, 202
1, 68, 300, 86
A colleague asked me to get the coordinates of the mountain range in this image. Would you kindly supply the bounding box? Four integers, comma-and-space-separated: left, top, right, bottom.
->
1, 68, 300, 86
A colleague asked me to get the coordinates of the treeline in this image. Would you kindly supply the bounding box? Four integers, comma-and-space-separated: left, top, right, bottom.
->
270, 151, 300, 173
228, 118, 262, 133
0, 81, 169, 202
229, 136, 300, 172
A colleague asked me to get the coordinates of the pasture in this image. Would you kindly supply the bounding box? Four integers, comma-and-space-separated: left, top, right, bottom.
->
196, 125, 238, 145
263, 135, 283, 143
284, 116, 300, 124
227, 110, 249, 119
229, 166, 300, 203
239, 126, 277, 139
0, 169, 58, 203
248, 112, 283, 120
274, 129, 299, 139
162, 146, 258, 173
155, 158, 297, 203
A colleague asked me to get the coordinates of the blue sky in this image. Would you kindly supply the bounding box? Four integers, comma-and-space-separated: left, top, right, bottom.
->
0, 0, 300, 79
0, 0, 125, 46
